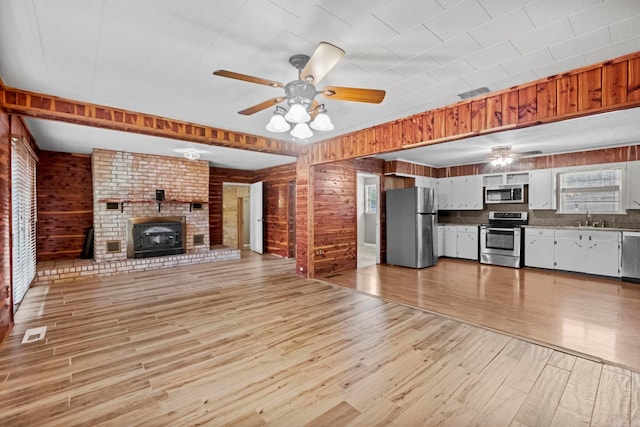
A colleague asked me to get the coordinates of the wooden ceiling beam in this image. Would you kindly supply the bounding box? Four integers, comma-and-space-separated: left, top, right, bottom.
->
0, 85, 306, 157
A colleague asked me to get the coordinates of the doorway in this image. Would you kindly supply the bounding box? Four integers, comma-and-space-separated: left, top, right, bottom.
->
222, 183, 250, 250
356, 173, 380, 268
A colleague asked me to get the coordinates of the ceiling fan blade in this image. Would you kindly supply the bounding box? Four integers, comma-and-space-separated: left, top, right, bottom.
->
238, 97, 286, 115
213, 70, 284, 88
322, 86, 386, 104
300, 42, 345, 84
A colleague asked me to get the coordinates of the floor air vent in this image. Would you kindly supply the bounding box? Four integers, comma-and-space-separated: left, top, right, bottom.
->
22, 326, 47, 344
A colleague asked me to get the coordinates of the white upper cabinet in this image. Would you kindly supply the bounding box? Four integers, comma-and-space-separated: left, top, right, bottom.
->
627, 161, 640, 210
451, 177, 467, 210
466, 175, 484, 209
438, 176, 483, 210
438, 178, 452, 210
529, 169, 555, 210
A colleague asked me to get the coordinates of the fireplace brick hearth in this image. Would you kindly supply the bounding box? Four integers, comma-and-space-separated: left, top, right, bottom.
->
92, 149, 216, 263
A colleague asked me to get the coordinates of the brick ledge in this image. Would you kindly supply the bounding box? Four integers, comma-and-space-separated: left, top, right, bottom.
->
35, 248, 241, 285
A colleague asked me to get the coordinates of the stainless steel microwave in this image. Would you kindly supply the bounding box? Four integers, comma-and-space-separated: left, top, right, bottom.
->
485, 184, 525, 204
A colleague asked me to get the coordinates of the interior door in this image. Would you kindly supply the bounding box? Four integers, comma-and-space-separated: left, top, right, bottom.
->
250, 181, 264, 254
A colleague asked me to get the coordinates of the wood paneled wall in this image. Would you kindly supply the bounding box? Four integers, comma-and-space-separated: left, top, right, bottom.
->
0, 107, 12, 339
255, 163, 297, 257
37, 151, 93, 261
309, 158, 384, 276
209, 163, 296, 258
208, 168, 253, 246
307, 52, 640, 165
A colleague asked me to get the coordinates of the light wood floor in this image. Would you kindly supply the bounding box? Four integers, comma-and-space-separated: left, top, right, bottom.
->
325, 258, 640, 373
1, 255, 639, 426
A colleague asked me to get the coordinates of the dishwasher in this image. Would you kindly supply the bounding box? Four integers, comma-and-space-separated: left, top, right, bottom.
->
622, 231, 640, 283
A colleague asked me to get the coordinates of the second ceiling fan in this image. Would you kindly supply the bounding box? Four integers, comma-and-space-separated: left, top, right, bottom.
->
213, 42, 386, 139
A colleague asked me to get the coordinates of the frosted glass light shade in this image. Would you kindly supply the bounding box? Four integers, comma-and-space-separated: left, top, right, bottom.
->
266, 113, 290, 132
284, 103, 310, 123
310, 111, 334, 131
290, 123, 313, 139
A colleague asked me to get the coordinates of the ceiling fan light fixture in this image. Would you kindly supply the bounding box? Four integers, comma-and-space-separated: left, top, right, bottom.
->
266, 107, 291, 132
310, 107, 334, 131
290, 122, 313, 140
284, 102, 311, 123
489, 146, 514, 166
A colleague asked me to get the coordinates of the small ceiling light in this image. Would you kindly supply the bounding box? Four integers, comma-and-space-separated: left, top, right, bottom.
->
183, 151, 201, 160
266, 107, 290, 132
284, 103, 311, 124
310, 105, 334, 131
290, 122, 313, 140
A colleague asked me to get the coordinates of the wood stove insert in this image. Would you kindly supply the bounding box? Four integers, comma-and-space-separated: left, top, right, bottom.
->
127, 216, 186, 259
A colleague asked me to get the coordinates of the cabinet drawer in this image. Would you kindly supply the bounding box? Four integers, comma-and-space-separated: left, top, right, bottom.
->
555, 229, 583, 240
457, 225, 478, 233
584, 230, 621, 242
525, 228, 554, 238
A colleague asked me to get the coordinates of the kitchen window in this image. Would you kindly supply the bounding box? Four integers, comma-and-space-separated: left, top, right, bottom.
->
557, 168, 623, 213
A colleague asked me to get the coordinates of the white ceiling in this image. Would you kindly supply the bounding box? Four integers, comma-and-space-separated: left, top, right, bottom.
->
1, 0, 640, 169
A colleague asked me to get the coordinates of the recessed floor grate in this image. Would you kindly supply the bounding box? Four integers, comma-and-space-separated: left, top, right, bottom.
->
22, 326, 47, 344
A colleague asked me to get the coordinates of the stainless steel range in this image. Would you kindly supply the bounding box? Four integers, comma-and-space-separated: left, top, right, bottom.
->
480, 211, 528, 268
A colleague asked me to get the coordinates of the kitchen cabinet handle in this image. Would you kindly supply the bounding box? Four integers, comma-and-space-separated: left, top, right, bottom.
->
634, 200, 640, 206
589, 243, 598, 249
574, 242, 582, 248
542, 202, 548, 207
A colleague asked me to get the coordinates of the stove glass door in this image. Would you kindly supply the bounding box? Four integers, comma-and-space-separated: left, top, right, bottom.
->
485, 228, 515, 251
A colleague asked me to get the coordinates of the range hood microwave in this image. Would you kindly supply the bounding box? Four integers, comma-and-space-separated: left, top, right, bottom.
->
485, 184, 525, 204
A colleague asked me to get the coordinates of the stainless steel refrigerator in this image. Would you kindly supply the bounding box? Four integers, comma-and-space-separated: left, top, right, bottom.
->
386, 187, 438, 268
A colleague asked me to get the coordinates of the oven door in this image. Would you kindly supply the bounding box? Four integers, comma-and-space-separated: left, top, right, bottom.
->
480, 226, 521, 257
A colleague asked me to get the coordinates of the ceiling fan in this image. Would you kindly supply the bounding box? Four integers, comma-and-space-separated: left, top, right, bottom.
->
489, 146, 543, 166
213, 42, 386, 139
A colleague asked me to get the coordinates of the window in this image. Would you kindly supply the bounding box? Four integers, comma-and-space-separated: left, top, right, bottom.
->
11, 136, 38, 308
557, 168, 622, 213
365, 184, 377, 213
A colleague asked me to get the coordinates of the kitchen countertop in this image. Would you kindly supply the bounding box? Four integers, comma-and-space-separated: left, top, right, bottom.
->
523, 225, 640, 232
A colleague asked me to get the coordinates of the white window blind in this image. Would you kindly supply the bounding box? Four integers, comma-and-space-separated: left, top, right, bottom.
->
11, 136, 37, 308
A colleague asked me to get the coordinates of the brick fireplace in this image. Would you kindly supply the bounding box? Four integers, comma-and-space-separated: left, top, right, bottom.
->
92, 149, 210, 263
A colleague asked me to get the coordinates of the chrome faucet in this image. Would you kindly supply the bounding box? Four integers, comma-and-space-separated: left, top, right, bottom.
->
585, 211, 592, 227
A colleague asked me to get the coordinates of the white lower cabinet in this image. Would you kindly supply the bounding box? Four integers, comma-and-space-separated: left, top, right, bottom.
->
442, 225, 478, 260
524, 228, 555, 269
437, 225, 444, 257
554, 230, 587, 272
443, 226, 457, 257
552, 229, 621, 277
456, 226, 479, 260
584, 231, 622, 277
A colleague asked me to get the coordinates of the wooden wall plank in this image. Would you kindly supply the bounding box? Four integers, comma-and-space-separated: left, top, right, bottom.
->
536, 81, 557, 120
471, 99, 487, 132
36, 152, 93, 261
486, 95, 502, 129
603, 61, 628, 107
501, 91, 519, 126
0, 108, 12, 339
557, 74, 578, 116
628, 57, 640, 102
445, 107, 459, 137
578, 68, 603, 111
458, 103, 472, 134
518, 85, 537, 123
